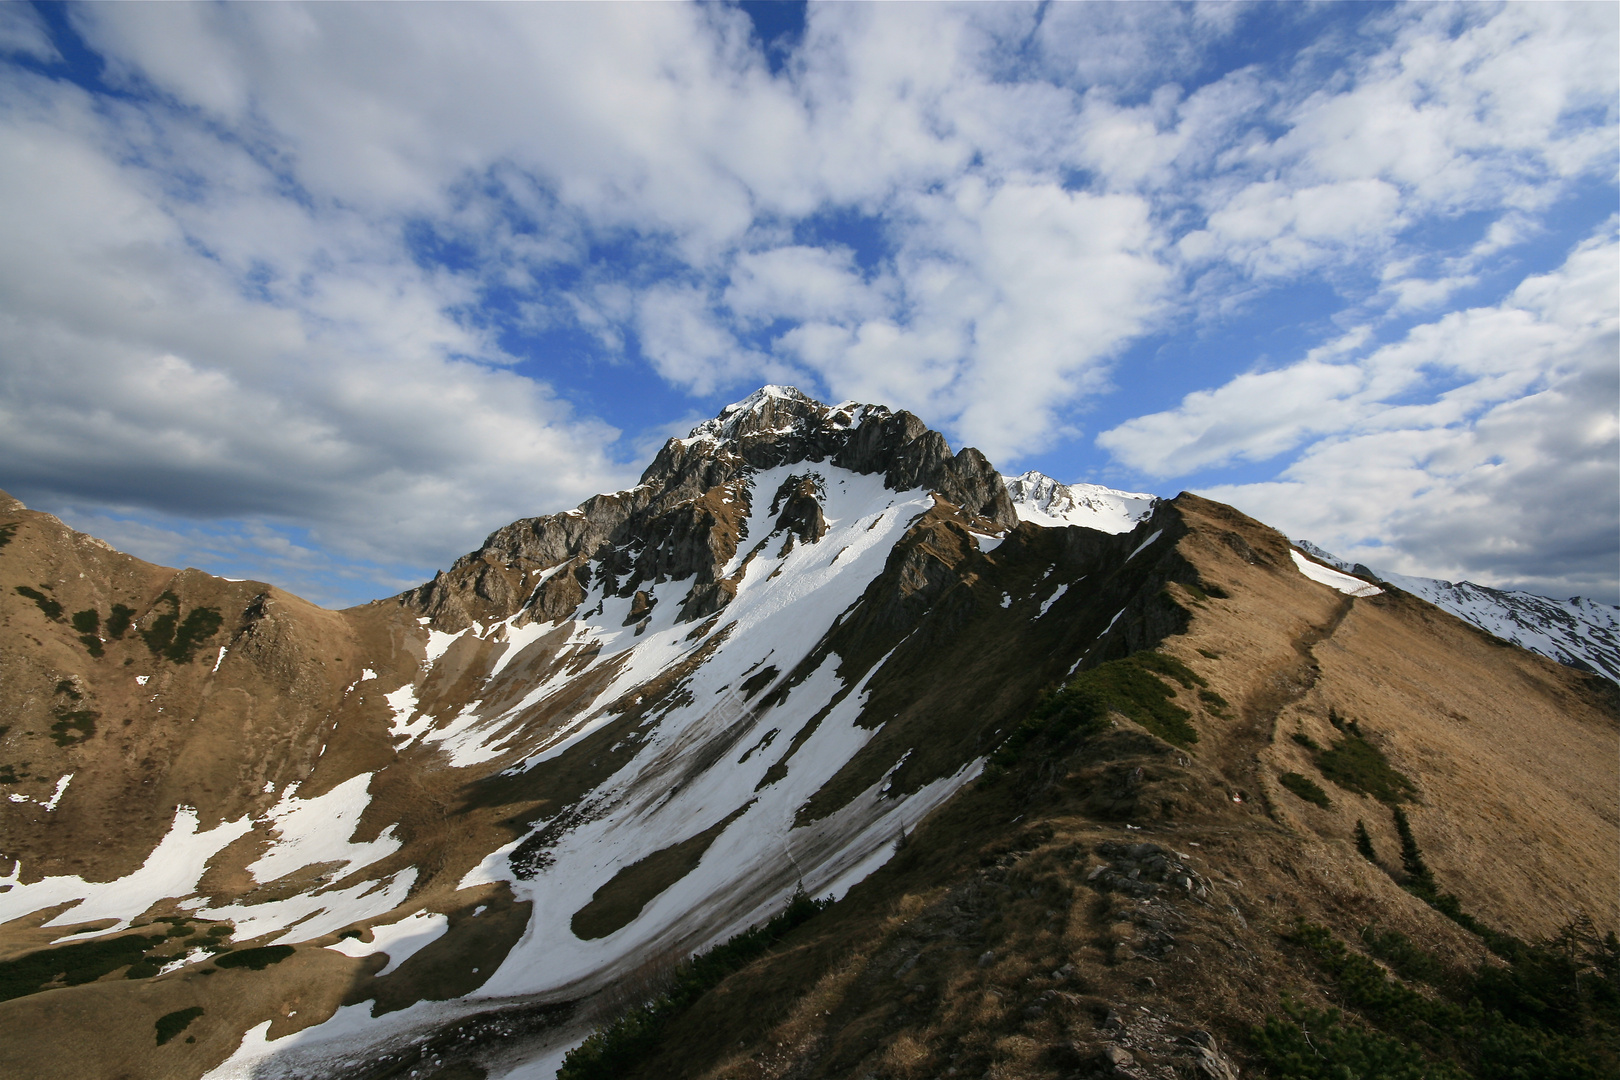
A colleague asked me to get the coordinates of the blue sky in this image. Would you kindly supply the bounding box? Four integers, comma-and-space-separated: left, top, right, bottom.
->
0, 1, 1615, 606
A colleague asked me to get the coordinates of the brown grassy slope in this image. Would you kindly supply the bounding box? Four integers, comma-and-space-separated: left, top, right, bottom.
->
604, 492, 1617, 1080
0, 496, 370, 883
1162, 494, 1617, 937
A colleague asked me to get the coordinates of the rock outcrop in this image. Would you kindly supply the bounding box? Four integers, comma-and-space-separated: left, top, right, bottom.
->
395, 386, 1016, 630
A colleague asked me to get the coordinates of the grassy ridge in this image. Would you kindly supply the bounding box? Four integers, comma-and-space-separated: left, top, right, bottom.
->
984, 650, 1206, 782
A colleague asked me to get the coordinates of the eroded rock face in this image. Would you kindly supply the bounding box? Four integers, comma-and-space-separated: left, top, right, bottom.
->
395, 386, 1016, 631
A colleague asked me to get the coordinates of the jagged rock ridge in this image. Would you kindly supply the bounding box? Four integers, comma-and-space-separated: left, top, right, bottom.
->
398, 386, 1017, 632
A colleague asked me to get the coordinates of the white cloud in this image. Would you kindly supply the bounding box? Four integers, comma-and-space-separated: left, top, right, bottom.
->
1126, 228, 1618, 600
0, 67, 630, 574
0, 2, 57, 62
0, 2, 1614, 603
723, 246, 884, 327
636, 283, 792, 396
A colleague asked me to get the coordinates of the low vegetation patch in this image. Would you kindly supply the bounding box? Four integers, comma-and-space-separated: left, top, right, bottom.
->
49, 707, 97, 747
1316, 733, 1415, 804
1255, 916, 1617, 1080
0, 523, 16, 548
70, 609, 104, 657
105, 603, 135, 639
212, 945, 294, 971
1354, 819, 1378, 862
1289, 713, 1416, 804
14, 585, 62, 622
1075, 651, 1203, 747
168, 606, 225, 663
154, 1006, 204, 1046
124, 952, 186, 980
0, 934, 158, 1002
1361, 925, 1447, 985
984, 651, 1205, 780
558, 892, 831, 1080
1279, 772, 1332, 808
138, 592, 225, 663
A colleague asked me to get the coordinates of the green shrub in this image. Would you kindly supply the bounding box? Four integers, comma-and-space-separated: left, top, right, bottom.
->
1279, 772, 1331, 808
14, 585, 62, 622
212, 945, 293, 971
49, 708, 97, 747
0, 523, 15, 549
986, 684, 1109, 773
165, 606, 223, 663
1354, 819, 1378, 862
1361, 926, 1447, 985
558, 892, 831, 1080
1266, 918, 1616, 1080
124, 954, 183, 980
1068, 651, 1203, 746
105, 604, 135, 639
70, 609, 99, 634
1251, 1001, 1462, 1080
1391, 807, 1433, 890
137, 593, 224, 662
154, 1006, 203, 1046
139, 592, 180, 653
0, 934, 157, 1002
1315, 731, 1415, 804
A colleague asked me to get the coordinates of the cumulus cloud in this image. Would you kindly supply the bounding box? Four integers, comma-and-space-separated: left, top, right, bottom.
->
0, 2, 1614, 604
0, 65, 630, 580
0, 2, 56, 62
1123, 228, 1618, 601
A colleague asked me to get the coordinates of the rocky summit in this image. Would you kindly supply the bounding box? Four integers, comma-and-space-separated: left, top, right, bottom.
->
0, 388, 1615, 1080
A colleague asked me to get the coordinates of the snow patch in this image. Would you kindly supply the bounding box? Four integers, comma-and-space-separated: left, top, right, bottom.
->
325, 909, 451, 975
1125, 529, 1163, 562
1003, 471, 1156, 534
247, 773, 402, 885
0, 807, 253, 937
1290, 550, 1382, 597
41, 773, 71, 811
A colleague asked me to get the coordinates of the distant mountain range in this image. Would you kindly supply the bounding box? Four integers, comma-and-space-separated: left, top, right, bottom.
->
1293, 540, 1619, 683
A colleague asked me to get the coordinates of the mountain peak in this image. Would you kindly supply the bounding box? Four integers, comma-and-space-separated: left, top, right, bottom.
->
718, 383, 814, 416
682, 384, 854, 448
403, 386, 1017, 631
1002, 470, 1157, 535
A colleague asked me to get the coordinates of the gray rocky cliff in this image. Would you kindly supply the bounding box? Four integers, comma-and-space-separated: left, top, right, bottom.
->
392, 386, 1018, 631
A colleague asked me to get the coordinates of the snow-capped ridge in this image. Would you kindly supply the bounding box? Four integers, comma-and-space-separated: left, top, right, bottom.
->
402, 387, 1020, 632
1295, 540, 1619, 682
1002, 470, 1157, 535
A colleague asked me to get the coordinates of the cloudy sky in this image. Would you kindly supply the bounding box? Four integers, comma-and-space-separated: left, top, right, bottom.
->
1, 1, 1614, 607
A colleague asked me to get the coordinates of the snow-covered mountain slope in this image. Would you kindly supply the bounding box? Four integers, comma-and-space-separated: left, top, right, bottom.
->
0, 388, 1207, 1078
1295, 540, 1620, 682
1002, 470, 1157, 534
